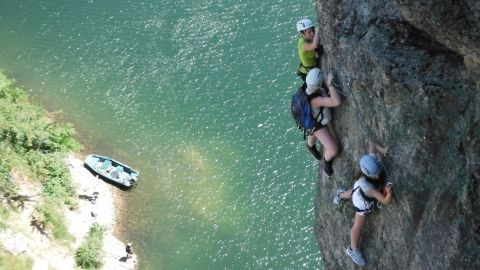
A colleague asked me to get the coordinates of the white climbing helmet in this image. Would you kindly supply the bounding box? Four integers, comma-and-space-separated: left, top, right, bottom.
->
296, 19, 313, 32
360, 154, 381, 177
306, 68, 323, 93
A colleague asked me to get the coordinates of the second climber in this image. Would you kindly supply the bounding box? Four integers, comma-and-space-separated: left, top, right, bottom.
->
304, 68, 342, 177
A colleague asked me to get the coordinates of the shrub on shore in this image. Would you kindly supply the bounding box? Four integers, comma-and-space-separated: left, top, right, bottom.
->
75, 223, 106, 269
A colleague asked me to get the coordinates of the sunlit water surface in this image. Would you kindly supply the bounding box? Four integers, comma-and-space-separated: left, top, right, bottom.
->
0, 0, 323, 269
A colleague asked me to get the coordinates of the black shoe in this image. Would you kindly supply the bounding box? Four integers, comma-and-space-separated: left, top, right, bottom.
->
323, 158, 334, 177
306, 144, 322, 160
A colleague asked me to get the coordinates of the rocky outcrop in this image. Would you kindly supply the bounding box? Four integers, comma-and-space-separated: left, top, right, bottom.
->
314, 1, 479, 269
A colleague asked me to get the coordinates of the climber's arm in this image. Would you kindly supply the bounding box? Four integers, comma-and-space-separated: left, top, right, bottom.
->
368, 185, 393, 205
369, 142, 390, 157
303, 30, 320, 51
310, 73, 342, 108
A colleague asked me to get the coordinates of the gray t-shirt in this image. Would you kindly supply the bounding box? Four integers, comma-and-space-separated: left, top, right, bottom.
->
308, 86, 331, 125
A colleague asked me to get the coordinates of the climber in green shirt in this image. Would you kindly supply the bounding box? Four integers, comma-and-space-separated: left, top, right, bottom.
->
296, 18, 323, 82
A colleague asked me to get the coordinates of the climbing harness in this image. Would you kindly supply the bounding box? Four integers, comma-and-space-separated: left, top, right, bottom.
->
352, 186, 375, 214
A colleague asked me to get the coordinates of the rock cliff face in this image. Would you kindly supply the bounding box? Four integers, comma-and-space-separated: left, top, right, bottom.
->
313, 1, 479, 269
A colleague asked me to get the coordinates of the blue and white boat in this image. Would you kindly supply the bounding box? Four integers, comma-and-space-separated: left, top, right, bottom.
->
84, 154, 139, 188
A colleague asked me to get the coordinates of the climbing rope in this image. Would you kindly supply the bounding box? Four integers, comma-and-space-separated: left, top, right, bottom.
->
339, 78, 433, 270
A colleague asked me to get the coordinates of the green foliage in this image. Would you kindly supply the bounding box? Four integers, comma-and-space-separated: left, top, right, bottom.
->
0, 72, 81, 154
36, 203, 73, 241
0, 74, 27, 102
0, 249, 34, 270
46, 122, 82, 152
0, 157, 25, 210
75, 223, 106, 270
26, 152, 77, 206
0, 206, 9, 231
0, 71, 83, 242
0, 159, 13, 195
0, 147, 17, 229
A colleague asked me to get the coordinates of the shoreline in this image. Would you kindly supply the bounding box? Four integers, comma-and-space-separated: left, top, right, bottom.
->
0, 153, 139, 269
66, 153, 138, 270
0, 69, 138, 269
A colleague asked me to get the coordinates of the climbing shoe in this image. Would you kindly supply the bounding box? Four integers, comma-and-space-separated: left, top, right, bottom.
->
306, 144, 322, 161
345, 246, 366, 266
333, 188, 346, 205
323, 158, 334, 177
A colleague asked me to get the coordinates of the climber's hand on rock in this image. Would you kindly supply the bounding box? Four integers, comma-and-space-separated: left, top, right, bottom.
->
371, 143, 390, 157
327, 73, 334, 86
381, 145, 390, 156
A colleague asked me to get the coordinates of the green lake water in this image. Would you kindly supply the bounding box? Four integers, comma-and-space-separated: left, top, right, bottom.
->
0, 0, 324, 269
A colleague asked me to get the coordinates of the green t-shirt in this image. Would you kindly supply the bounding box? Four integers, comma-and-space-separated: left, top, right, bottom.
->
298, 36, 317, 74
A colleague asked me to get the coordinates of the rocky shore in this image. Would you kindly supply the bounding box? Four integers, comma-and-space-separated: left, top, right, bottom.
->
66, 154, 138, 270
0, 154, 138, 270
